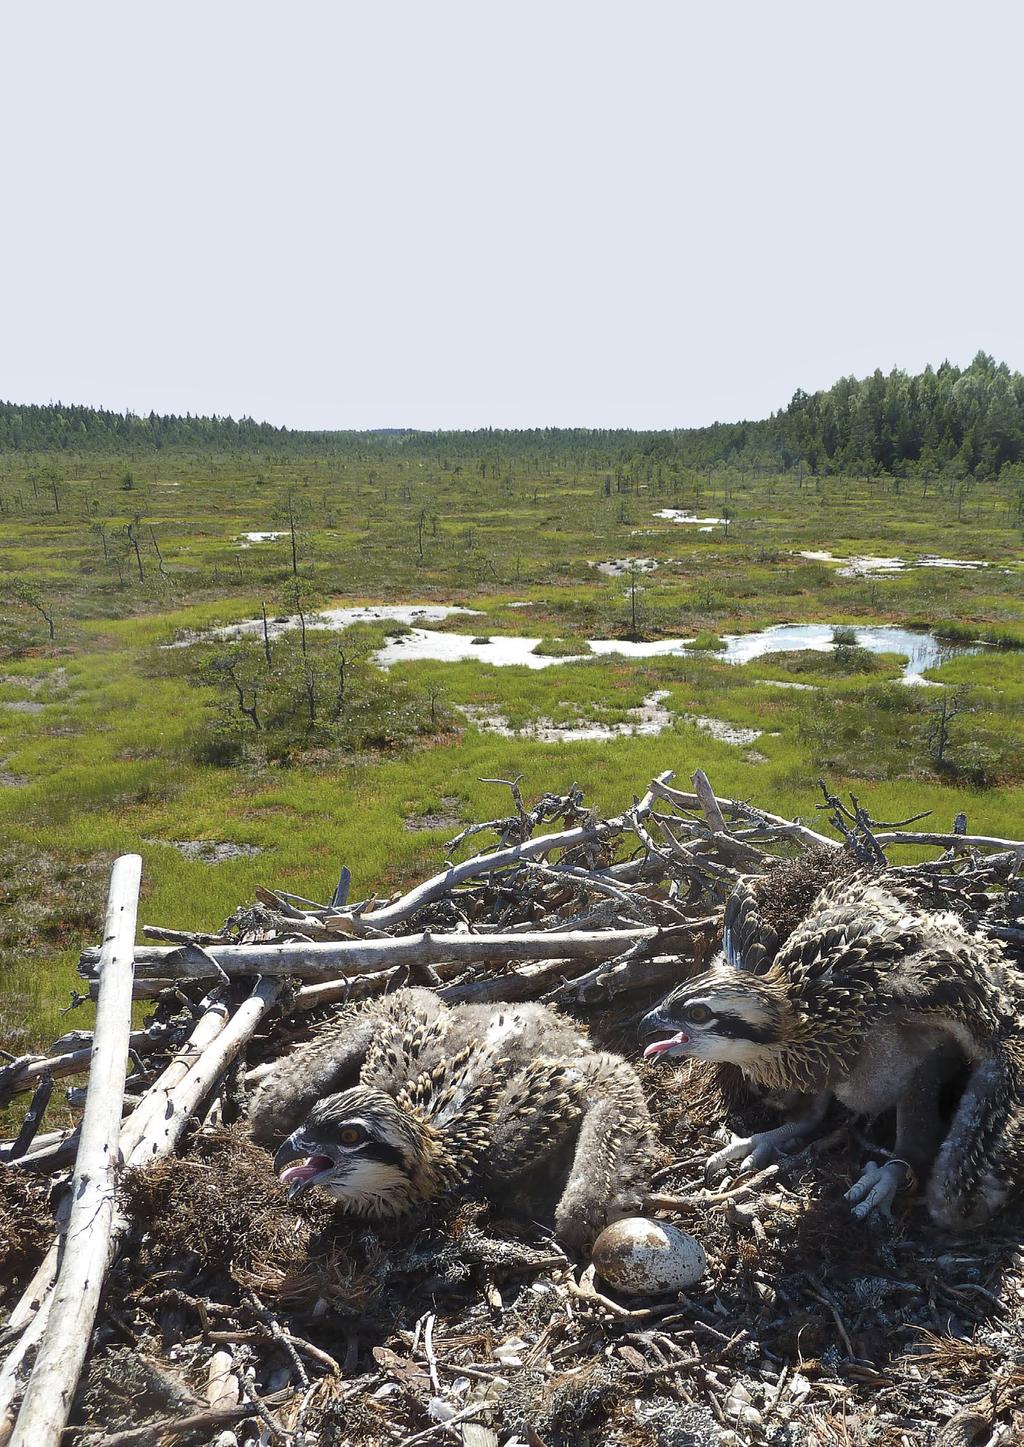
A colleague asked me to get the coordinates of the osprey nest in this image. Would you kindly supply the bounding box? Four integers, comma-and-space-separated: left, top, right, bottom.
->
2, 769, 1024, 1447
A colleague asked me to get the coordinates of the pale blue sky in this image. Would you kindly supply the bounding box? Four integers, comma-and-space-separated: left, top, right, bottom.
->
1, 1, 1020, 430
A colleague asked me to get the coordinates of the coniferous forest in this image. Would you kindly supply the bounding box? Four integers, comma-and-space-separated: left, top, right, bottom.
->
2, 351, 1023, 478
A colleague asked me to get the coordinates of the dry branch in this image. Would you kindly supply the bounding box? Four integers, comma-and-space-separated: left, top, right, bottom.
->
326, 771, 672, 931
81, 927, 669, 984
8, 853, 142, 1447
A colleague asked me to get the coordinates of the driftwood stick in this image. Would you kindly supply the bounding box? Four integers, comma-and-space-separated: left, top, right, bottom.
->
4, 993, 231, 1342
439, 956, 591, 1005
691, 770, 728, 834
117, 992, 232, 1161
3, 1074, 53, 1161
125, 978, 280, 1167
0, 1023, 185, 1102
1, 981, 279, 1442
552, 920, 718, 1003
10, 1131, 80, 1175
82, 927, 665, 982
649, 779, 838, 851
0, 1128, 64, 1158
87, 979, 184, 1002
8, 853, 142, 1447
141, 925, 227, 944
293, 965, 411, 1012
871, 830, 1024, 852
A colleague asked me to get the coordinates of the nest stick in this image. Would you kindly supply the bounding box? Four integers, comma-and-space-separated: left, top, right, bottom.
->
125, 977, 281, 1168
329, 781, 668, 932
650, 779, 839, 851
0, 1023, 185, 1104
691, 769, 728, 834
84, 927, 666, 983
7, 853, 142, 1447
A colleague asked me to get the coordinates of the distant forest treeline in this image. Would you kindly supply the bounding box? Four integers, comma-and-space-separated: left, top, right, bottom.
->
3, 352, 1023, 477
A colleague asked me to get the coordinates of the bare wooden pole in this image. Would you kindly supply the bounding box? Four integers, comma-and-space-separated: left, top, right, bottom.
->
3, 994, 229, 1342
1, 980, 278, 1444
8, 853, 141, 1447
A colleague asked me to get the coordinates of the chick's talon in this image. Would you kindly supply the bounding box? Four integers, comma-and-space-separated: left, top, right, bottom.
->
845, 1160, 910, 1220
705, 1133, 777, 1183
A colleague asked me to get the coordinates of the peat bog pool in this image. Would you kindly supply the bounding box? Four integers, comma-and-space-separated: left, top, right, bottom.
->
182, 606, 988, 682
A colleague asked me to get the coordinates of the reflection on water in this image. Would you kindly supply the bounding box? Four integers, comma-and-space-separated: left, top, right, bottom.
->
717, 624, 980, 679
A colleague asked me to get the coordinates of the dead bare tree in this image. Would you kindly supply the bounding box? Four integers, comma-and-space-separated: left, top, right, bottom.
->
286, 490, 299, 577
261, 603, 273, 669
125, 518, 145, 582
213, 657, 262, 732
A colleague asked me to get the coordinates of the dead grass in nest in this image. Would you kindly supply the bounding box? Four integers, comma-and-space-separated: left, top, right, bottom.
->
906, 1330, 1018, 1390
0, 1166, 53, 1295
121, 1125, 370, 1303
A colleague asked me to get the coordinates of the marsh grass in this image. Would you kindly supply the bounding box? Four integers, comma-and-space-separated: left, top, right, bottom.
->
1, 448, 1023, 1048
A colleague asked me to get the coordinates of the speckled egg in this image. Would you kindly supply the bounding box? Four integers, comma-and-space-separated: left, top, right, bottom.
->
592, 1217, 707, 1295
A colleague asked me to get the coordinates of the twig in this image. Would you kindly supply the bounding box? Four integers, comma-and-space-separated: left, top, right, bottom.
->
74, 1391, 296, 1447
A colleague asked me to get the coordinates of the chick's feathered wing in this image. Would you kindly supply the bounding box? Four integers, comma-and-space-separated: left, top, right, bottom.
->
249, 988, 654, 1249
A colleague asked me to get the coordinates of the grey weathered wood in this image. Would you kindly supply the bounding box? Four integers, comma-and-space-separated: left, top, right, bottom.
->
650, 778, 839, 851
8, 853, 141, 1447
329, 777, 671, 932
125, 978, 280, 1167
691, 769, 728, 835
0, 1022, 184, 1102
3, 993, 229, 1367
871, 830, 1024, 852
1, 979, 278, 1444
82, 927, 667, 983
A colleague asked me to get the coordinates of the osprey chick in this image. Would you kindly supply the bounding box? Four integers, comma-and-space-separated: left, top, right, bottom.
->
643, 864, 1024, 1228
250, 988, 654, 1250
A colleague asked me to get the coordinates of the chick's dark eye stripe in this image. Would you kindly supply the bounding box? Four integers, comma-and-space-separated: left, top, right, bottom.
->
712, 1013, 777, 1043
362, 1141, 406, 1168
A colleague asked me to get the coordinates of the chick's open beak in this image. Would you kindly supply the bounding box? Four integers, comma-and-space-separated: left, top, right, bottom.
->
640, 1003, 689, 1060
643, 1031, 689, 1058
273, 1133, 335, 1199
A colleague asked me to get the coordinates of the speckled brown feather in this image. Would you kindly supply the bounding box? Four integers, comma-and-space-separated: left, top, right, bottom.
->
250, 988, 654, 1248
653, 861, 1024, 1225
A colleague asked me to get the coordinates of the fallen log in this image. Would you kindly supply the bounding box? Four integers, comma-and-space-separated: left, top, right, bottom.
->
7, 853, 142, 1447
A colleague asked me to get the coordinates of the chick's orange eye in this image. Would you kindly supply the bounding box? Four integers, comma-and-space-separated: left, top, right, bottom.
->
338, 1127, 363, 1146
685, 1004, 712, 1025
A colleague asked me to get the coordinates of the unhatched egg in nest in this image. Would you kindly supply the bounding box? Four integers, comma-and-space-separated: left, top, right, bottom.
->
591, 1217, 707, 1295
